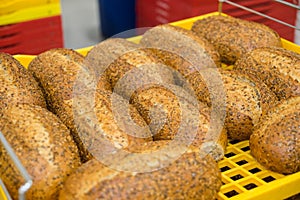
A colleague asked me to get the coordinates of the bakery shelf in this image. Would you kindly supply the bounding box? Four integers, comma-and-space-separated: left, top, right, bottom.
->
2, 11, 300, 200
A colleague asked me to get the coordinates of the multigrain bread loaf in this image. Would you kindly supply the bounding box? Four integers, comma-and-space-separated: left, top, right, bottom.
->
86, 38, 227, 160
28, 48, 99, 162
86, 38, 174, 95
106, 49, 175, 99
140, 24, 221, 68
0, 104, 81, 200
59, 141, 222, 200
138, 47, 277, 141
218, 69, 278, 141
250, 97, 300, 174
74, 89, 153, 158
0, 52, 46, 113
85, 38, 138, 78
139, 24, 222, 93
234, 46, 300, 100
142, 48, 222, 107
130, 84, 227, 161
28, 48, 153, 162
192, 15, 282, 64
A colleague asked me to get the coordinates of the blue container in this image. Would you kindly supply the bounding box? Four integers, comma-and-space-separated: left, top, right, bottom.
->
99, 0, 136, 38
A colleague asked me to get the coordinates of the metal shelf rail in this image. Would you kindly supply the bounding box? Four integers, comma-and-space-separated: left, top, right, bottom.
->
218, 0, 300, 30
0, 131, 32, 200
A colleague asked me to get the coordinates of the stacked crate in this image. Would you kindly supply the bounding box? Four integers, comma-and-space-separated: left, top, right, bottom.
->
0, 0, 63, 55
136, 0, 297, 42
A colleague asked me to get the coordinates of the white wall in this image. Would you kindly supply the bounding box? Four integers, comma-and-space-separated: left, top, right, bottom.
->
60, 0, 104, 49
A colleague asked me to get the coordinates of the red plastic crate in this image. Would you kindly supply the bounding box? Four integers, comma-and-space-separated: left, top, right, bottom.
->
0, 41, 62, 55
0, 26, 62, 47
136, 0, 206, 27
136, 0, 296, 41
136, 0, 271, 27
0, 15, 63, 55
264, 0, 297, 42
0, 15, 62, 37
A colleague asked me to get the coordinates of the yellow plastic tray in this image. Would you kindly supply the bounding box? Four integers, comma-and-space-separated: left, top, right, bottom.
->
0, 179, 8, 200
0, 2, 61, 26
8, 12, 300, 199
0, 0, 60, 16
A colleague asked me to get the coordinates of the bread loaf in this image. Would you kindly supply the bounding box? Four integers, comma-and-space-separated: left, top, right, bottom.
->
86, 38, 174, 96
0, 52, 46, 113
85, 38, 139, 78
218, 69, 278, 141
73, 89, 153, 159
0, 104, 81, 200
142, 48, 223, 107
130, 84, 227, 161
28, 48, 98, 162
140, 24, 221, 68
87, 38, 227, 160
59, 141, 222, 200
192, 15, 282, 64
28, 48, 152, 162
250, 97, 300, 174
139, 47, 277, 141
183, 68, 278, 141
234, 46, 300, 100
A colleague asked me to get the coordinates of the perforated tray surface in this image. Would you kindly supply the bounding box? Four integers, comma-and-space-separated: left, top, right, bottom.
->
218, 140, 299, 200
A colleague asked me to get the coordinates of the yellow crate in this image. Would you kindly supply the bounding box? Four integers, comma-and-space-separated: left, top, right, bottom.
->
218, 141, 300, 200
0, 2, 61, 26
0, 179, 8, 200
0, 0, 60, 16
8, 12, 300, 199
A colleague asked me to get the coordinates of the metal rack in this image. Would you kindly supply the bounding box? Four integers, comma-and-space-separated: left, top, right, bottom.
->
0, 131, 32, 200
218, 0, 300, 30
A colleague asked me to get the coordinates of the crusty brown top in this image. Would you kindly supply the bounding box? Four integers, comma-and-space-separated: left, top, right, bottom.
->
28, 48, 97, 162
104, 48, 174, 100
28, 48, 153, 162
0, 52, 46, 113
250, 97, 300, 174
192, 15, 282, 64
85, 38, 139, 77
140, 24, 221, 68
219, 69, 278, 140
234, 46, 300, 100
59, 146, 222, 200
0, 104, 81, 200
73, 89, 153, 159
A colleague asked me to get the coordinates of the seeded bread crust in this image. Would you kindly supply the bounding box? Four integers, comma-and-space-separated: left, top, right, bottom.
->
130, 84, 227, 161
192, 15, 282, 64
140, 24, 221, 68
250, 97, 300, 174
28, 48, 97, 162
219, 69, 278, 141
74, 89, 153, 158
234, 46, 300, 100
86, 38, 174, 96
0, 52, 46, 113
59, 141, 222, 200
28, 48, 153, 162
0, 104, 81, 200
